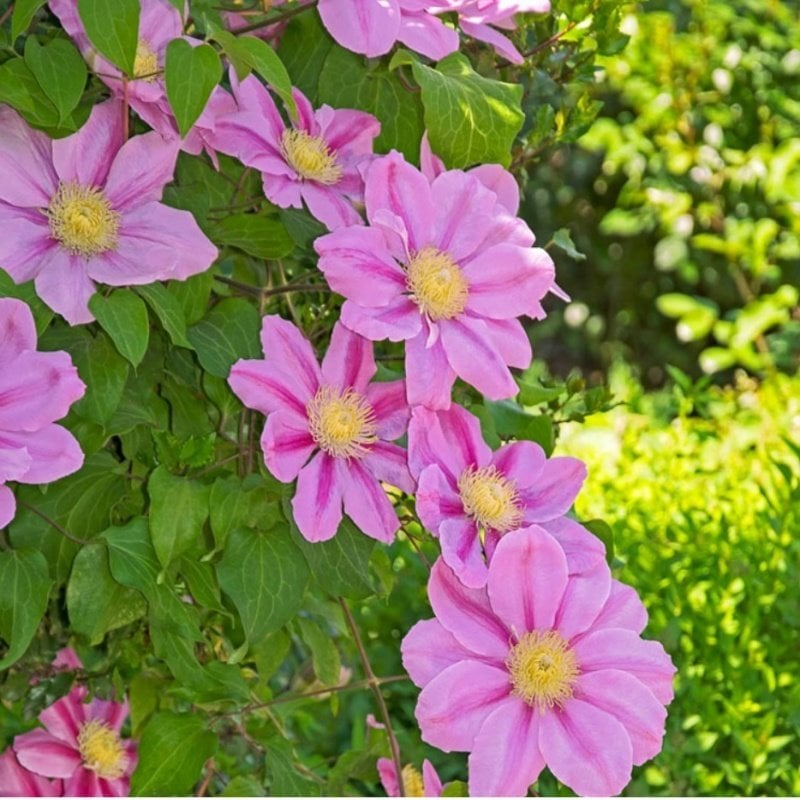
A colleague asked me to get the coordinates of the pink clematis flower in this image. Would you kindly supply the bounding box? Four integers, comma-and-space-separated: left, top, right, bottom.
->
408, 403, 596, 587
0, 299, 85, 529
315, 151, 556, 409
316, 0, 459, 60
402, 526, 676, 797
52, 647, 83, 673
0, 750, 62, 797
211, 75, 380, 230
0, 101, 218, 324
378, 757, 443, 797
49, 0, 235, 162
13, 687, 137, 797
228, 317, 413, 542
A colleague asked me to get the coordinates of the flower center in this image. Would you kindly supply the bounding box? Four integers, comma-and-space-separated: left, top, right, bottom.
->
406, 247, 468, 321
280, 129, 343, 185
401, 764, 425, 797
306, 385, 377, 459
77, 719, 127, 780
133, 38, 159, 81
457, 465, 523, 533
48, 182, 120, 258
506, 630, 579, 713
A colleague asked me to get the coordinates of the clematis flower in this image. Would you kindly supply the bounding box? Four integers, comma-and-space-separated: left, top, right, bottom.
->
0, 750, 62, 797
13, 686, 137, 797
228, 316, 413, 542
408, 403, 595, 587
378, 757, 443, 797
49, 0, 235, 162
0, 101, 217, 324
316, 0, 459, 60
315, 151, 556, 409
402, 526, 676, 797
0, 299, 85, 529
211, 76, 380, 230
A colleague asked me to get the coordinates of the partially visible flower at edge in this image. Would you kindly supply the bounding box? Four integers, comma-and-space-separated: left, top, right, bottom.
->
378, 757, 443, 797
0, 750, 62, 797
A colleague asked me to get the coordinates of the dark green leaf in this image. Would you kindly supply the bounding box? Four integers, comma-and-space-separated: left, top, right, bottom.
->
582, 519, 615, 565
297, 617, 340, 686
134, 283, 192, 348
89, 289, 150, 367
0, 59, 60, 129
11, 0, 47, 40
233, 35, 296, 115
211, 214, 294, 259
276, 13, 332, 103
77, 0, 140, 76
165, 39, 222, 137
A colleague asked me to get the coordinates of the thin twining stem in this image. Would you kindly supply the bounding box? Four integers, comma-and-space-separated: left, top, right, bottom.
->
16, 500, 91, 545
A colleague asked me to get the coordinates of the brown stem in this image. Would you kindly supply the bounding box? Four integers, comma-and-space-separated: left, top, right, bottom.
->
0, 5, 15, 28
16, 500, 90, 545
233, 0, 318, 34
213, 274, 330, 298
195, 759, 215, 797
339, 598, 405, 796
522, 19, 579, 58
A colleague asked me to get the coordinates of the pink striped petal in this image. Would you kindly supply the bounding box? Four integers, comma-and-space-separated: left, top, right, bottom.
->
0, 298, 37, 368
468, 163, 520, 214
33, 249, 96, 325
14, 730, 81, 779
401, 618, 484, 688
365, 380, 409, 440
340, 298, 422, 342
259, 316, 322, 396
361, 441, 414, 494
4, 425, 84, 485
555, 560, 611, 641
318, 0, 400, 57
321, 323, 376, 392
341, 460, 399, 543
591, 580, 649, 634
228, 359, 311, 420
292, 451, 343, 542
480, 316, 532, 369
422, 760, 442, 796
261, 412, 316, 482
301, 183, 362, 230
518, 457, 586, 521
405, 331, 457, 410
430, 172, 495, 262
540, 517, 606, 576
440, 515, 487, 589
0, 107, 57, 207
415, 464, 462, 532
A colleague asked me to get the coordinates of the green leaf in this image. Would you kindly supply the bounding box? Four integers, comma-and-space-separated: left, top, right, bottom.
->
485, 400, 555, 455
233, 35, 296, 116
77, 0, 140, 76
165, 39, 222, 137
209, 475, 282, 551
442, 780, 469, 796
11, 0, 47, 40
187, 298, 262, 378
265, 738, 322, 796
276, 12, 333, 103
24, 37, 87, 124
297, 618, 341, 686
131, 712, 217, 796
89, 290, 150, 367
148, 466, 210, 569
0, 59, 61, 129
211, 214, 294, 259
134, 283, 193, 348
0, 550, 52, 670
411, 53, 524, 168
552, 227, 586, 261
216, 528, 308, 646
221, 776, 266, 796
179, 557, 225, 613
67, 542, 147, 643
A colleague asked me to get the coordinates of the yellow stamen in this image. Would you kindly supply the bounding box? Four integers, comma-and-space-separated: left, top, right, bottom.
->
280, 129, 343, 184
406, 247, 468, 321
134, 39, 159, 81
401, 764, 426, 797
457, 465, 523, 533
506, 630, 579, 713
48, 182, 120, 259
77, 719, 127, 780
306, 385, 377, 459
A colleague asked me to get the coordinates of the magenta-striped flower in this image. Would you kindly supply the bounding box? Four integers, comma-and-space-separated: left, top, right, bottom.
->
228, 317, 413, 543
0, 750, 61, 797
402, 526, 676, 796
316, 151, 556, 409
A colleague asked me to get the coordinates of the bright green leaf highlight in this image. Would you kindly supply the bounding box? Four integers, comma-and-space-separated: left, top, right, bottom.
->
24, 38, 87, 125
165, 39, 222, 137
77, 0, 140, 76
211, 214, 294, 260
89, 290, 150, 367
11, 0, 47, 40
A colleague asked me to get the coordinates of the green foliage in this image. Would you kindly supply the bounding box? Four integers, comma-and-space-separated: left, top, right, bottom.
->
77, 0, 140, 75
165, 39, 222, 137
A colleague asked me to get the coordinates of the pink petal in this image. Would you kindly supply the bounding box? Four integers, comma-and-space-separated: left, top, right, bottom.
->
419, 132, 445, 181
554, 560, 611, 641
39, 689, 87, 746
422, 760, 442, 796
377, 757, 400, 796
228, 358, 311, 420
52, 100, 124, 189
361, 441, 414, 494
33, 249, 96, 325
490, 440, 545, 487
231, 74, 286, 144
539, 699, 633, 796
341, 459, 399, 543
480, 317, 532, 369
577, 669, 668, 765
540, 517, 606, 576
210, 113, 289, 176
319, 108, 381, 155
13, 730, 81, 779
460, 19, 524, 63
404, 332, 456, 410
301, 183, 362, 230
340, 298, 422, 342
0, 750, 61, 796
261, 412, 316, 482
0, 298, 37, 368
468, 163, 520, 214
572, 629, 676, 704
401, 617, 481, 688
292, 87, 318, 134
0, 444, 31, 483
416, 660, 510, 751
0, 107, 57, 208
428, 558, 509, 657
321, 323, 376, 392
487, 526, 569, 633
467, 698, 544, 796
592, 580, 649, 634
518, 456, 587, 522
4, 425, 84, 485
415, 463, 461, 532
86, 698, 129, 732
0, 484, 15, 529
318, 0, 401, 57
397, 11, 460, 60
440, 515, 488, 589
0, 204, 54, 280
292, 451, 344, 542
63, 768, 104, 797
259, 316, 322, 396
364, 380, 409, 440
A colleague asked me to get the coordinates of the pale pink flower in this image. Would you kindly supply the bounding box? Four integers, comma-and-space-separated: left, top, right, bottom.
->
52, 647, 83, 673
13, 687, 137, 797
378, 757, 443, 797
0, 101, 217, 324
408, 404, 596, 587
0, 299, 85, 529
228, 317, 413, 542
315, 151, 556, 409
211, 76, 380, 230
402, 526, 676, 796
316, 0, 459, 59
0, 750, 62, 797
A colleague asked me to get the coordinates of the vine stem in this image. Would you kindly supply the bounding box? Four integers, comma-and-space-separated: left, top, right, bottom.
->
339, 597, 406, 797
213, 274, 331, 298
16, 500, 90, 545
0, 5, 14, 27
233, 0, 318, 34
522, 19, 579, 58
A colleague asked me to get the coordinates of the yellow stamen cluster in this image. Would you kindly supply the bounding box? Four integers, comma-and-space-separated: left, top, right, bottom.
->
48, 182, 120, 259
401, 764, 426, 797
280, 129, 343, 185
77, 719, 127, 780
306, 385, 377, 459
133, 39, 159, 81
406, 247, 468, 321
506, 630, 579, 713
457, 465, 523, 533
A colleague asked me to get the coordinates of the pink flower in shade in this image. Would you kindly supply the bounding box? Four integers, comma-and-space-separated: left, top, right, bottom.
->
48, 0, 235, 163
228, 317, 413, 543
401, 527, 676, 797
408, 403, 596, 588
13, 687, 137, 797
52, 647, 83, 673
223, 0, 311, 43
0, 299, 85, 530
211, 76, 380, 230
0, 750, 62, 797
378, 757, 443, 797
0, 101, 217, 325
316, 0, 459, 60
315, 151, 557, 409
